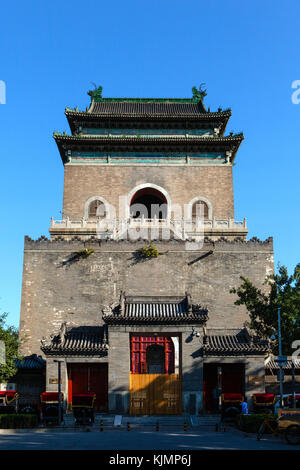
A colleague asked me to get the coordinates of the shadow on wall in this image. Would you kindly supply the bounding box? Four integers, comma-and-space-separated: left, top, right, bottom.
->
123, 358, 268, 415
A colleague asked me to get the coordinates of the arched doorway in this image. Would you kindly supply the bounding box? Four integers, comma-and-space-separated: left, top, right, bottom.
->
130, 187, 168, 219
146, 344, 165, 374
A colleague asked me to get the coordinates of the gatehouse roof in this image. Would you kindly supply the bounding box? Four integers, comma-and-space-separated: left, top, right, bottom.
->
202, 329, 270, 356
15, 354, 46, 369
40, 324, 108, 356
102, 293, 208, 325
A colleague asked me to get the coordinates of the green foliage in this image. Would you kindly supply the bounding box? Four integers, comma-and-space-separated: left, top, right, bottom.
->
235, 414, 277, 433
230, 263, 300, 354
139, 244, 160, 259
0, 313, 22, 383
61, 248, 95, 267
75, 248, 94, 258
0, 414, 38, 429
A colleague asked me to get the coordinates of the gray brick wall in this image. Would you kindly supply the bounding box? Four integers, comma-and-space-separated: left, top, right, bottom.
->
19, 237, 273, 357
19, 236, 273, 413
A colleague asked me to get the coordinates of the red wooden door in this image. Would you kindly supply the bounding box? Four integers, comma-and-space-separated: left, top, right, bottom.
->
70, 365, 87, 395
131, 336, 175, 374
203, 364, 245, 411
68, 363, 108, 411
221, 364, 244, 395
203, 364, 218, 412
89, 365, 108, 411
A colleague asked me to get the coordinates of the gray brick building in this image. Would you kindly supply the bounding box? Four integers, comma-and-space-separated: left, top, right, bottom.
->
19, 86, 273, 414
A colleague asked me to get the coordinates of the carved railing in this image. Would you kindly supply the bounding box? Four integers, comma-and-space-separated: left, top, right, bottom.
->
50, 217, 247, 234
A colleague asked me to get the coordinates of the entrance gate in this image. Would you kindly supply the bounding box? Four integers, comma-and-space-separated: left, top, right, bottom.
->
203, 363, 245, 412
129, 335, 181, 415
67, 363, 108, 411
129, 373, 181, 415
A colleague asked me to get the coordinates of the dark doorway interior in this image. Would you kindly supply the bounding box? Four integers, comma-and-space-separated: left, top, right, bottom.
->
146, 344, 165, 374
67, 363, 108, 411
221, 364, 244, 395
203, 363, 245, 413
130, 188, 167, 219
203, 364, 218, 412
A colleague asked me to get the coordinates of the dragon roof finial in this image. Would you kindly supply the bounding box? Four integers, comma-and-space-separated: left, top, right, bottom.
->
192, 83, 207, 101
87, 83, 103, 100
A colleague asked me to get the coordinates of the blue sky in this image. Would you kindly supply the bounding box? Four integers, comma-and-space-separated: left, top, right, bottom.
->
0, 0, 299, 328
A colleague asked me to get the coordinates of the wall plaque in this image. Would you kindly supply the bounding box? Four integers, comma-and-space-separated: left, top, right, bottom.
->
49, 378, 62, 384
248, 375, 263, 386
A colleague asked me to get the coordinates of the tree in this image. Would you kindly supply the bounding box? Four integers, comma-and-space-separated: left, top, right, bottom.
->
230, 263, 300, 355
0, 312, 22, 383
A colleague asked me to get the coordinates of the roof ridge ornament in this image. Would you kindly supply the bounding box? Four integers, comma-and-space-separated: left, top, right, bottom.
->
88, 84, 103, 101
58, 322, 67, 344
192, 83, 207, 102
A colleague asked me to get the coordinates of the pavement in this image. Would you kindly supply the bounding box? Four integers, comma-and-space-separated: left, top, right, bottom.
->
0, 426, 297, 450
0, 413, 298, 451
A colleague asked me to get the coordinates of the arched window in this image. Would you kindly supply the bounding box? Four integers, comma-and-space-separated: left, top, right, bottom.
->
88, 199, 106, 219
192, 200, 209, 219
84, 196, 110, 220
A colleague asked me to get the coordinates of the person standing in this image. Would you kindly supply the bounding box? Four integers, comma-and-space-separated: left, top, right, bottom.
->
241, 398, 248, 414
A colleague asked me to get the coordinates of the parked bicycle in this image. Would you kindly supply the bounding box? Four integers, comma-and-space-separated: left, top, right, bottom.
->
257, 416, 279, 440
257, 408, 300, 445
284, 424, 300, 445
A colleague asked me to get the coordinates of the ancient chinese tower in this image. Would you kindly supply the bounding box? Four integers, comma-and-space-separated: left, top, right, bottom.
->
19, 86, 273, 414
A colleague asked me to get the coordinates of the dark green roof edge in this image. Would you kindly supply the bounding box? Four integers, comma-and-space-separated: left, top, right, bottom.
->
92, 97, 201, 103
53, 132, 244, 140
64, 108, 231, 116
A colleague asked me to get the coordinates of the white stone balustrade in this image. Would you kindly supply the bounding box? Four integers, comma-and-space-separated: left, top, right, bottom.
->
50, 216, 247, 239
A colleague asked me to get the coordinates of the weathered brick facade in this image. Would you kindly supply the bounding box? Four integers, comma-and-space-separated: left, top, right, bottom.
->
62, 165, 234, 220
19, 236, 273, 413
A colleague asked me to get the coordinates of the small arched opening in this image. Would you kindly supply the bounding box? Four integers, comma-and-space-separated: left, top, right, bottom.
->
87, 199, 107, 219
192, 200, 209, 220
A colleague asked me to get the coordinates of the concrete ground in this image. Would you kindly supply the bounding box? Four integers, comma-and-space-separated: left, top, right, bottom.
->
0, 427, 297, 450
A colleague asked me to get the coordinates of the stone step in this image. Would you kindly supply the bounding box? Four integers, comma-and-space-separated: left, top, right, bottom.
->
45, 413, 225, 432
63, 413, 223, 428
64, 414, 192, 427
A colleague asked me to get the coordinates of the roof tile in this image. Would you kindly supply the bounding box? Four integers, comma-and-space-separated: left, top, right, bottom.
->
103, 294, 208, 325
203, 330, 269, 356
40, 325, 108, 356
91, 101, 206, 116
